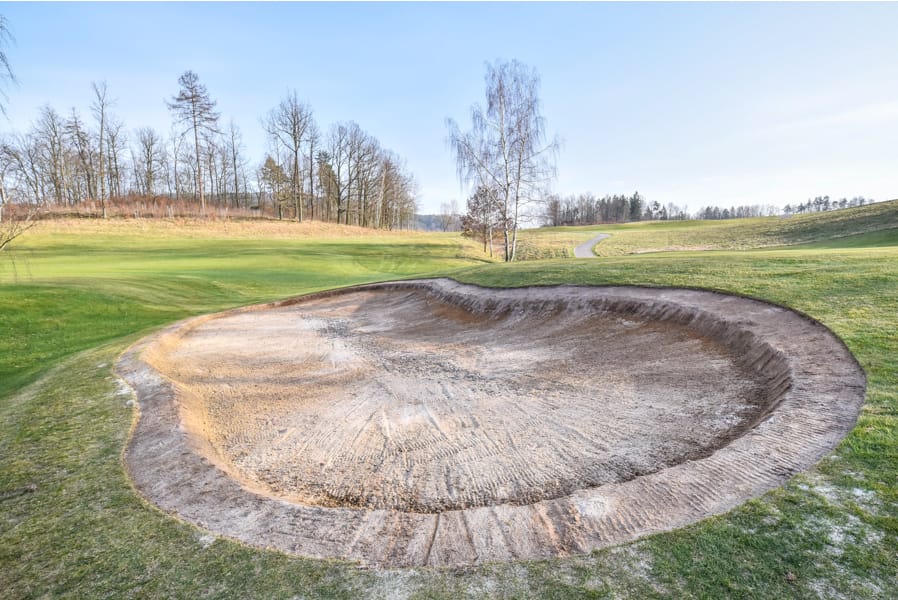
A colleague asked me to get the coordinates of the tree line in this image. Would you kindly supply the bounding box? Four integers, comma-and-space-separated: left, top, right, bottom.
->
783, 195, 872, 216
538, 191, 875, 227
0, 71, 418, 229
541, 192, 693, 226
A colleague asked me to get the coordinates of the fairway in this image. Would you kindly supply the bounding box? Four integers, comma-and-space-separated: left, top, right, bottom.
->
2, 208, 897, 598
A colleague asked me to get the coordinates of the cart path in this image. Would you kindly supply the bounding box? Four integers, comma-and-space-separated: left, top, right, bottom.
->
574, 233, 610, 257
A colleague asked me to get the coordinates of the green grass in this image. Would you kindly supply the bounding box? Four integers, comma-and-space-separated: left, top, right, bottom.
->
522, 198, 898, 257
2, 213, 897, 598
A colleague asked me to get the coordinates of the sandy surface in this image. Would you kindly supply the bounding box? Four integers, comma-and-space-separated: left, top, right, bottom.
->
149, 289, 766, 513
118, 279, 866, 567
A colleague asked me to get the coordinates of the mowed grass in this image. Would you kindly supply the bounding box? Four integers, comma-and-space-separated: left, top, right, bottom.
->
0, 220, 491, 401
2, 211, 897, 598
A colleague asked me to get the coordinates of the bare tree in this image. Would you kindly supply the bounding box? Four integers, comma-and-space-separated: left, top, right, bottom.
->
0, 200, 38, 251
65, 108, 95, 202
167, 128, 184, 202
90, 81, 113, 217
462, 185, 501, 255
105, 116, 126, 200
326, 123, 350, 224
304, 121, 319, 219
447, 59, 558, 261
1, 134, 43, 204
0, 15, 16, 117
167, 71, 219, 215
265, 91, 314, 221
225, 120, 246, 207
0, 22, 39, 250
0, 141, 42, 252
133, 127, 163, 196
438, 199, 460, 232
36, 106, 66, 205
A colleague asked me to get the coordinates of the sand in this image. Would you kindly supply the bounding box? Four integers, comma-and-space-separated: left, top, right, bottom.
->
117, 279, 866, 567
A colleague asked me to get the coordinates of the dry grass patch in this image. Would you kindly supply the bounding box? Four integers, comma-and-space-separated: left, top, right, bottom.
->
32, 217, 438, 241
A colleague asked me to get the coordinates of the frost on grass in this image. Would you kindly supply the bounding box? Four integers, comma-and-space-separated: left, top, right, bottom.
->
796, 473, 883, 514
808, 576, 884, 600
195, 532, 217, 549
790, 474, 890, 599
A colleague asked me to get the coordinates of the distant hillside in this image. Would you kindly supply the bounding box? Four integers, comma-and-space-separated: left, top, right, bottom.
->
517, 198, 898, 259
591, 198, 898, 256
415, 214, 461, 232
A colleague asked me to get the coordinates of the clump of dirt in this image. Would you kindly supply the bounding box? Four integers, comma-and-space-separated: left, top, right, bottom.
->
119, 279, 866, 567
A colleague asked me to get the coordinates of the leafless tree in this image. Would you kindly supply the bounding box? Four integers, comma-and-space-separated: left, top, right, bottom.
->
65, 109, 95, 202
1, 134, 42, 203
36, 105, 66, 205
225, 120, 247, 207
167, 71, 219, 215
439, 199, 460, 232
0, 15, 16, 117
0, 20, 39, 250
326, 123, 350, 224
91, 81, 112, 217
265, 91, 314, 221
0, 59, 420, 226
461, 185, 501, 255
447, 59, 559, 261
0, 141, 39, 249
0, 199, 38, 251
105, 116, 126, 200
304, 121, 319, 219
132, 127, 163, 196
167, 128, 184, 201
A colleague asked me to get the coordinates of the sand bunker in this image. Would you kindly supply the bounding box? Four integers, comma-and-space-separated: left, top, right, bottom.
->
118, 279, 865, 567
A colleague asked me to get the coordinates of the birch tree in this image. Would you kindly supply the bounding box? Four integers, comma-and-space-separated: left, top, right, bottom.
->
0, 15, 15, 117
447, 60, 558, 261
167, 71, 219, 215
0, 18, 38, 247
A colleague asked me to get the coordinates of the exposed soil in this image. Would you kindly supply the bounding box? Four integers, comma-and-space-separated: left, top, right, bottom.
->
118, 279, 866, 568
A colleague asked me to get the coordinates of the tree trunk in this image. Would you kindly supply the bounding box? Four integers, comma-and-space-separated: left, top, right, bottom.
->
293, 149, 301, 222
192, 110, 204, 215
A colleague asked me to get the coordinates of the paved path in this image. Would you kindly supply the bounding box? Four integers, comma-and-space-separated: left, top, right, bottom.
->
574, 233, 610, 258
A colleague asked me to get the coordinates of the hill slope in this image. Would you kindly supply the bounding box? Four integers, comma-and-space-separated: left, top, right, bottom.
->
519, 199, 898, 258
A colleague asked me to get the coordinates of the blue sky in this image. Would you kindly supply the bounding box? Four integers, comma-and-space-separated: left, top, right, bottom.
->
3, 2, 897, 213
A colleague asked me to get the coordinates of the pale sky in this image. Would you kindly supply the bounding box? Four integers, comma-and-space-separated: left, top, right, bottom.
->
3, 2, 897, 213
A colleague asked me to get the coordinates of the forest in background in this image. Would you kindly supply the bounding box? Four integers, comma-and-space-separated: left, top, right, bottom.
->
0, 73, 418, 229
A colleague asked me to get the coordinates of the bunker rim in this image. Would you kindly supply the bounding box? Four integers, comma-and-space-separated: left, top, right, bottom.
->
117, 278, 866, 568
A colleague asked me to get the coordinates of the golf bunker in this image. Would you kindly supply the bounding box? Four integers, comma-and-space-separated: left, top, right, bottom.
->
118, 279, 866, 567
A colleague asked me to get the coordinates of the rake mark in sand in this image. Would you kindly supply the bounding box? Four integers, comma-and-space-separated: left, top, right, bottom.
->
118, 279, 865, 567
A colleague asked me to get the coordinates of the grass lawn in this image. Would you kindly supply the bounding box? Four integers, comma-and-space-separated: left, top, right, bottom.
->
2, 208, 897, 598
522, 198, 898, 257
